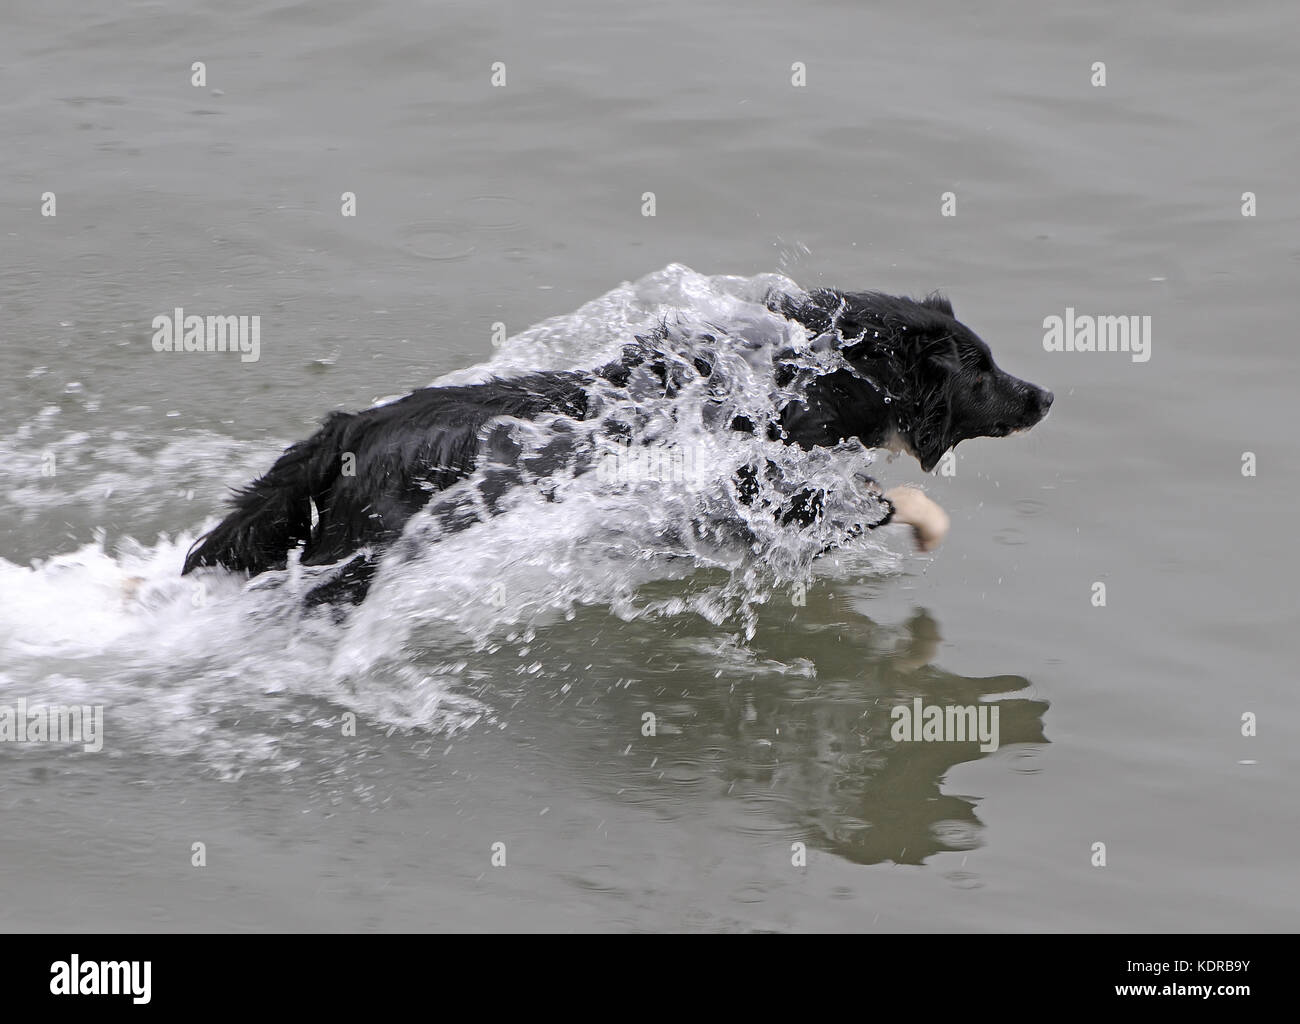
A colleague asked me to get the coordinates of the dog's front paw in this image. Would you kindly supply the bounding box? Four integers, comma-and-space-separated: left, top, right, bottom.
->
883, 486, 949, 552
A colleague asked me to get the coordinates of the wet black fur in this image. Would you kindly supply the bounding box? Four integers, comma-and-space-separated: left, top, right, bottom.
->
183, 288, 1051, 604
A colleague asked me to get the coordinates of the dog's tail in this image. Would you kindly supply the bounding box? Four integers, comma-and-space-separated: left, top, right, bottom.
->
182, 414, 345, 576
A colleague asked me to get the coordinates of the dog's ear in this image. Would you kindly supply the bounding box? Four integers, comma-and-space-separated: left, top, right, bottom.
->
903, 336, 960, 471
922, 336, 962, 374
911, 386, 957, 472
919, 292, 954, 317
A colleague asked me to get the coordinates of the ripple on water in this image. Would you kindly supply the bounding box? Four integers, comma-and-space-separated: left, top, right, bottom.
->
931, 819, 982, 851
730, 883, 768, 905
463, 194, 524, 231
658, 758, 708, 789
397, 221, 477, 262
1008, 747, 1044, 774
213, 248, 274, 280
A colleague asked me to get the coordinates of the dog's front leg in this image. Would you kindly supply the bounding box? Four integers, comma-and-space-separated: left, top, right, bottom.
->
881, 486, 950, 552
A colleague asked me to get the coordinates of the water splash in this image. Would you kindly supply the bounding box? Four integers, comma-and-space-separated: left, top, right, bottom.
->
0, 265, 908, 765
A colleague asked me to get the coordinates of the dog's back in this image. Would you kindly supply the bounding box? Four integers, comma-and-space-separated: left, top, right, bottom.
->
182, 372, 591, 581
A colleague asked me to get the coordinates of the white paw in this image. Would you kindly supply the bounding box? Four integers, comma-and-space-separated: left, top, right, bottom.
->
883, 486, 950, 552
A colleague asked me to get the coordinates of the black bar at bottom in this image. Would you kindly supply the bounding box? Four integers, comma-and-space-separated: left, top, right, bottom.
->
0, 933, 1276, 1012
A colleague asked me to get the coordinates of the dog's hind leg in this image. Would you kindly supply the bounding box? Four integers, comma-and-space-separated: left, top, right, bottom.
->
183, 413, 350, 576
182, 440, 317, 575
302, 554, 377, 608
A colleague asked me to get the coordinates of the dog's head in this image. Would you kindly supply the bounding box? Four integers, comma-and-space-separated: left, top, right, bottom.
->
773, 289, 1053, 472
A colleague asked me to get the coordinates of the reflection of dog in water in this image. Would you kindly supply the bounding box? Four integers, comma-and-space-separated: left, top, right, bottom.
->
595, 604, 1049, 867
183, 287, 1052, 605
786, 607, 1048, 865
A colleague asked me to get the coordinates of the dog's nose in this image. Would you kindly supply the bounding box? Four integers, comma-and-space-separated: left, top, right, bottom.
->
1040, 390, 1054, 412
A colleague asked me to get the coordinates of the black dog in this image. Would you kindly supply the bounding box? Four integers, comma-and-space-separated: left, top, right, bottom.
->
183, 287, 1052, 604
